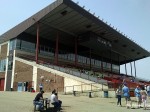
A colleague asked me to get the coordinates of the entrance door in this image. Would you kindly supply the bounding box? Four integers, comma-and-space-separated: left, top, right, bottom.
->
0, 78, 5, 91
17, 82, 23, 92
24, 82, 28, 91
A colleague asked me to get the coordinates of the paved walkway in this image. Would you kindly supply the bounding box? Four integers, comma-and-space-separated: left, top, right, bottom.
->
0, 91, 150, 112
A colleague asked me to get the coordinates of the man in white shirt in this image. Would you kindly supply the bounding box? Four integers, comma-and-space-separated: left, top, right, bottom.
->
50, 91, 61, 111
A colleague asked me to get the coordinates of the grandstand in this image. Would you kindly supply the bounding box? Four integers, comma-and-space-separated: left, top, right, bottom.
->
0, 0, 150, 97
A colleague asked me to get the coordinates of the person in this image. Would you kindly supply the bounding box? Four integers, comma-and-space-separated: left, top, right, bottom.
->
55, 93, 62, 106
52, 89, 56, 94
122, 84, 129, 106
146, 85, 150, 97
144, 85, 147, 91
140, 86, 148, 110
33, 91, 44, 110
116, 86, 122, 106
39, 83, 43, 92
50, 90, 61, 111
134, 86, 141, 108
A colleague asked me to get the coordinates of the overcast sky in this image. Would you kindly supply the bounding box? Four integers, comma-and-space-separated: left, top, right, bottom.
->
0, 0, 150, 80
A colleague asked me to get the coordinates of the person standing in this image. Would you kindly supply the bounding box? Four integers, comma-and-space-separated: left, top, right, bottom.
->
146, 85, 150, 97
39, 83, 43, 92
140, 87, 148, 110
134, 86, 141, 108
122, 84, 129, 105
116, 86, 122, 106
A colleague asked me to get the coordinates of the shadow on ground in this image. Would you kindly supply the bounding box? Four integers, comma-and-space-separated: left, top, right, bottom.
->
41, 106, 70, 112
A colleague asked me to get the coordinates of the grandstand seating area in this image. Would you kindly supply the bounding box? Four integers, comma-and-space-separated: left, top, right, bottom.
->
16, 50, 150, 94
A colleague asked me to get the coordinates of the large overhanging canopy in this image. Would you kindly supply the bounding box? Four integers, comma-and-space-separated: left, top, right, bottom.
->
0, 0, 150, 65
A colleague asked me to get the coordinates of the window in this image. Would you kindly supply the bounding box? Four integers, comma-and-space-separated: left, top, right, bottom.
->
9, 39, 16, 51
0, 45, 1, 54
0, 59, 6, 72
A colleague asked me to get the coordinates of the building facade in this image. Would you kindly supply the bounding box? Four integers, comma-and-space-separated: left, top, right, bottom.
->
0, 0, 150, 92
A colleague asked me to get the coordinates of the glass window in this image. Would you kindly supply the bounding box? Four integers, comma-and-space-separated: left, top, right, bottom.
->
0, 46, 1, 54
0, 59, 6, 72
86, 58, 90, 64
103, 62, 106, 68
21, 40, 35, 51
8, 60, 13, 70
9, 39, 16, 51
16, 39, 21, 49
106, 63, 111, 70
91, 59, 94, 65
112, 64, 119, 72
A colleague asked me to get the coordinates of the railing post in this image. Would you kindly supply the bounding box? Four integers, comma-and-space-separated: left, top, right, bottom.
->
65, 87, 66, 95
73, 86, 76, 96
81, 84, 83, 93
102, 83, 103, 91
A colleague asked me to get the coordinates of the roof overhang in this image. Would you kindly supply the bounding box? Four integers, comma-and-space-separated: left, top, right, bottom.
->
0, 0, 150, 65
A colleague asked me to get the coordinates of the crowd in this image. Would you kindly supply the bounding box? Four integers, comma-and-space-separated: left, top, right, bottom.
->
116, 83, 150, 110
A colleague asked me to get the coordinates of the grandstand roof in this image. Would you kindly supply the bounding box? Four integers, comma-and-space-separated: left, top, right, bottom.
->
0, 0, 150, 64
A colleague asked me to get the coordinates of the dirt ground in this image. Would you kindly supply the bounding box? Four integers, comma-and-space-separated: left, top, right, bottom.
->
0, 91, 150, 112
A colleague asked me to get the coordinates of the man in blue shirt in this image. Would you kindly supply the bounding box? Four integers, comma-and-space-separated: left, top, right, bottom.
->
134, 86, 141, 108
122, 84, 129, 105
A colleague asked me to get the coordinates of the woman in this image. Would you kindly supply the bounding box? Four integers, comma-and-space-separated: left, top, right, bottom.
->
140, 87, 148, 110
116, 86, 122, 106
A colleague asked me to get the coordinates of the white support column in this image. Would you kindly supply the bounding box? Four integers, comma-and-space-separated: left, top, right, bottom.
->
4, 41, 9, 91
11, 50, 16, 88
33, 66, 37, 91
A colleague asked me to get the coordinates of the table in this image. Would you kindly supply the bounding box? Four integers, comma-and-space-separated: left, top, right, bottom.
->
43, 98, 50, 110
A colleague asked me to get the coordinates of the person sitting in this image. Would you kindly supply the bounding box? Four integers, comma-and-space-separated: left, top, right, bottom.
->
33, 91, 44, 110
55, 93, 62, 106
50, 91, 61, 111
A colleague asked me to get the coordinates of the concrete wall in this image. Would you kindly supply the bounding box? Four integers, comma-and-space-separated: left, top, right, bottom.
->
13, 57, 108, 94
37, 68, 64, 92
78, 90, 116, 98
64, 77, 105, 92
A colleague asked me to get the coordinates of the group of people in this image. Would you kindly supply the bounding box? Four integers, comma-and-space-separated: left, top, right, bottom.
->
116, 84, 150, 110
33, 89, 62, 111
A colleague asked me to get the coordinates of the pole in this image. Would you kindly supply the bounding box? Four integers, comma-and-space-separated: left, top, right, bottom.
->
36, 22, 39, 64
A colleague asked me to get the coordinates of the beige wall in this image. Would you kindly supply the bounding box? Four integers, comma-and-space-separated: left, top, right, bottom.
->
64, 77, 103, 92
64, 77, 83, 92
37, 69, 64, 92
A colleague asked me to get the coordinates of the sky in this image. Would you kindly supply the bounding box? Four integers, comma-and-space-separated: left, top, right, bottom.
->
0, 0, 150, 80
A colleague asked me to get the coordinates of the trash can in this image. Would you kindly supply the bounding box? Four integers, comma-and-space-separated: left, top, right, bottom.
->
89, 92, 92, 98
10, 88, 13, 91
30, 88, 33, 92
104, 91, 108, 98
73, 91, 76, 96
